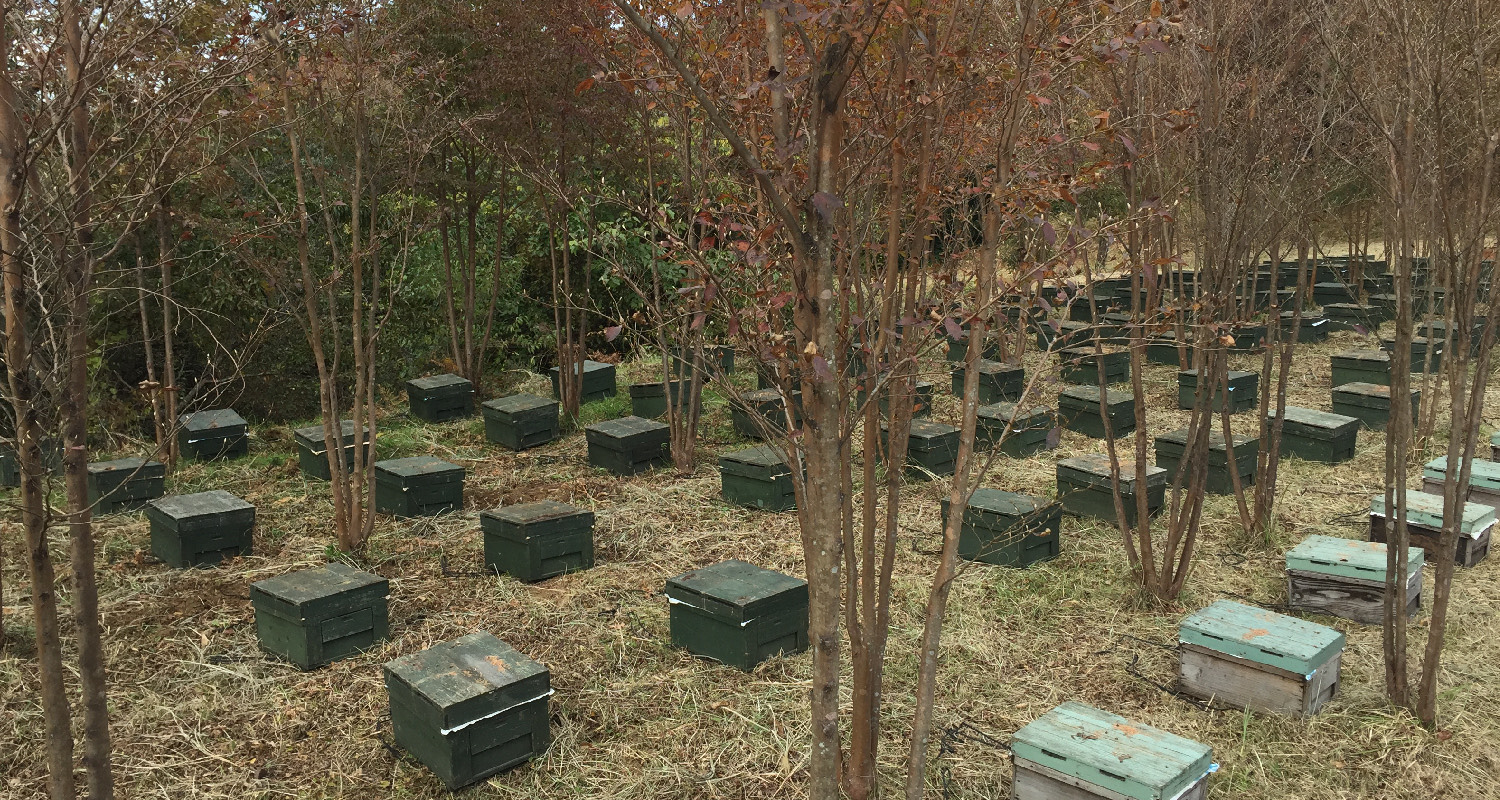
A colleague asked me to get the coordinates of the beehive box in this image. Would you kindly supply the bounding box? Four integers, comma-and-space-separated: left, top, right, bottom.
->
1380, 335, 1443, 371
945, 333, 1000, 363
1323, 303, 1381, 330
732, 389, 802, 438
146, 490, 255, 568
1278, 312, 1330, 343
628, 380, 701, 420
374, 456, 464, 517
1011, 701, 1215, 800
1096, 312, 1135, 342
976, 402, 1052, 457
481, 500, 595, 582
940, 489, 1060, 567
87, 457, 166, 514
1178, 600, 1345, 717
880, 419, 960, 480
384, 632, 550, 790
1312, 281, 1358, 306
549, 359, 617, 403
481, 394, 559, 451
1285, 535, 1423, 625
1067, 293, 1120, 323
1146, 334, 1184, 366
1370, 489, 1496, 568
405, 373, 474, 423
584, 416, 670, 476
0, 446, 17, 487
1367, 293, 1398, 319
1057, 385, 1135, 439
1034, 319, 1092, 351
1056, 454, 1165, 526
1228, 324, 1267, 352
1493, 430, 1500, 461
952, 359, 1025, 403
294, 421, 371, 481
250, 563, 388, 669
1177, 369, 1257, 413
1330, 349, 1391, 387
857, 380, 935, 418
1419, 318, 1486, 357
1331, 382, 1419, 430
177, 409, 248, 460
1154, 428, 1257, 495
665, 559, 809, 671
1272, 407, 1359, 464
719, 445, 796, 511
1058, 346, 1130, 386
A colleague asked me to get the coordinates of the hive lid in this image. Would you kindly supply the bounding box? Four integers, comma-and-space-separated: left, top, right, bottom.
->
1332, 348, 1389, 364
1010, 701, 1215, 800
1271, 406, 1359, 435
964, 488, 1047, 518
968, 358, 1024, 377
482, 393, 556, 415
1332, 381, 1399, 401
977, 402, 1051, 426
740, 388, 786, 405
1285, 534, 1424, 581
293, 420, 368, 448
719, 444, 790, 471
906, 419, 960, 445
87, 457, 166, 478
1178, 369, 1255, 382
406, 373, 472, 393
147, 489, 252, 519
383, 632, 550, 733
1421, 456, 1500, 492
1179, 600, 1345, 676
585, 415, 670, 445
550, 359, 613, 375
664, 559, 808, 623
179, 409, 247, 432
1056, 454, 1165, 489
251, 562, 387, 611
374, 456, 464, 480
1155, 427, 1255, 453
482, 499, 590, 529
1371, 490, 1496, 536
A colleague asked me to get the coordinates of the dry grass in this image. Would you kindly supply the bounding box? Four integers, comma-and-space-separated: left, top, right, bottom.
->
3, 326, 1500, 800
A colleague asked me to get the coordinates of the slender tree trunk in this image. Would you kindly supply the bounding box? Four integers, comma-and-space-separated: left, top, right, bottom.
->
135, 233, 166, 459
156, 195, 178, 466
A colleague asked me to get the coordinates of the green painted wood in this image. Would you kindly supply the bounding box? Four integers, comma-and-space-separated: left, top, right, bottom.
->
177, 409, 248, 461
1330, 349, 1391, 387
1178, 600, 1345, 676
1154, 429, 1257, 495
1057, 386, 1135, 439
976, 402, 1052, 456
481, 394, 559, 451
1278, 312, 1331, 343
1010, 701, 1214, 800
1059, 347, 1130, 386
732, 389, 802, 438
665, 559, 809, 670
1177, 369, 1257, 413
87, 457, 167, 513
628, 381, 701, 420
1331, 382, 1419, 431
1380, 335, 1444, 371
374, 457, 464, 517
406, 373, 475, 423
0, 447, 16, 487
879, 420, 960, 480
1422, 456, 1500, 493
1370, 490, 1496, 534
857, 380, 935, 417
1056, 455, 1165, 525
941, 489, 1061, 567
147, 489, 255, 567
719, 446, 795, 511
549, 359, 617, 403
585, 416, 671, 475
1146, 335, 1182, 366
251, 563, 388, 669
1034, 320, 1093, 350
294, 421, 371, 480
1285, 535, 1424, 582
952, 359, 1025, 403
481, 501, 595, 582
1271, 407, 1359, 464
1492, 431, 1500, 461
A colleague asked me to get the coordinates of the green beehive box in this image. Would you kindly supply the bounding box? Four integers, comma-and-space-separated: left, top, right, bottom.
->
856, 380, 935, 418
1034, 319, 1093, 351
1419, 318, 1486, 357
944, 334, 1000, 363
1313, 281, 1357, 306
177, 409, 248, 461
628, 380, 701, 420
87, 457, 166, 514
1278, 312, 1331, 343
880, 419, 960, 481
146, 490, 255, 568
1370, 490, 1495, 568
732, 389, 802, 439
1055, 454, 1165, 525
1057, 385, 1135, 439
1145, 333, 1184, 366
1422, 456, 1500, 514
1272, 406, 1359, 464
1380, 335, 1444, 371
1228, 324, 1267, 352
481, 394, 559, 451
1058, 346, 1130, 386
1154, 428, 1257, 495
940, 488, 1060, 567
1331, 382, 1419, 431
584, 416, 670, 476
406, 373, 474, 423
664, 559, 809, 671
549, 359, 617, 403
1178, 600, 1345, 716
976, 402, 1052, 457
0, 446, 17, 487
294, 421, 371, 481
250, 562, 389, 669
481, 500, 595, 582
374, 456, 464, 517
1011, 701, 1215, 800
1331, 349, 1391, 388
1323, 303, 1382, 330
1177, 369, 1258, 413
952, 359, 1025, 403
719, 445, 796, 511
384, 632, 550, 790
1285, 535, 1423, 625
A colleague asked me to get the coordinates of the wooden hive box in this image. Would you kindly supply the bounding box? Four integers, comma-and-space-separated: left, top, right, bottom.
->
1011, 701, 1215, 800
1370, 490, 1496, 568
1419, 318, 1486, 357
628, 380, 701, 420
1278, 312, 1331, 343
481, 394, 559, 451
1096, 312, 1135, 342
146, 489, 255, 568
177, 409, 248, 461
584, 416, 670, 476
1056, 454, 1166, 526
1177, 369, 1257, 413
374, 456, 464, 517
976, 402, 1053, 457
250, 562, 388, 669
669, 344, 734, 378
1271, 407, 1359, 464
952, 359, 1025, 403
1312, 281, 1358, 306
1057, 385, 1135, 439
880, 419, 960, 480
1363, 272, 1394, 294
294, 421, 371, 480
857, 380, 935, 418
1178, 600, 1345, 717
1285, 535, 1422, 625
1367, 293, 1398, 319
732, 389, 802, 439
1331, 382, 1419, 431
1323, 303, 1381, 330
1067, 293, 1121, 323
719, 445, 796, 512
940, 488, 1060, 567
1227, 324, 1267, 352
1145, 333, 1183, 366
405, 373, 475, 423
87, 457, 166, 514
1380, 335, 1443, 371
945, 333, 1000, 363
1493, 430, 1500, 461
1330, 349, 1391, 387
664, 559, 809, 671
1034, 319, 1092, 351
1058, 346, 1130, 386
0, 446, 17, 487
549, 359, 617, 403
481, 500, 595, 582
384, 632, 550, 790
1154, 428, 1257, 495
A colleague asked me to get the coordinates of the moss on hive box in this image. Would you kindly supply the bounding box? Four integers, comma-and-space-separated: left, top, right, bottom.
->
719, 445, 796, 511
664, 559, 808, 671
294, 421, 371, 481
1178, 600, 1344, 716
1057, 385, 1135, 439
374, 457, 464, 517
87, 457, 166, 514
481, 394, 559, 451
940, 488, 1060, 567
146, 490, 255, 568
251, 562, 388, 669
1285, 535, 1422, 625
406, 373, 475, 423
481, 500, 595, 582
1011, 702, 1215, 800
584, 416, 670, 476
177, 409, 248, 461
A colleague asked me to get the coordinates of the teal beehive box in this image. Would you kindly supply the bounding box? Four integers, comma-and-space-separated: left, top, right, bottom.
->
1177, 369, 1257, 413
585, 416, 671, 476
177, 409, 249, 461
250, 562, 388, 669
1153, 428, 1257, 495
1285, 535, 1423, 625
374, 456, 464, 517
952, 359, 1024, 404
1272, 406, 1359, 464
1056, 454, 1165, 526
550, 359, 617, 403
87, 457, 166, 514
294, 421, 371, 481
1370, 490, 1495, 568
146, 490, 255, 568
719, 445, 796, 512
1058, 346, 1130, 386
1422, 456, 1500, 514
665, 559, 809, 671
406, 373, 474, 423
1057, 385, 1135, 439
940, 488, 1060, 567
976, 402, 1052, 457
1010, 701, 1215, 800
1178, 600, 1345, 716
1331, 349, 1391, 387
482, 394, 559, 451
481, 500, 595, 582
1331, 382, 1419, 431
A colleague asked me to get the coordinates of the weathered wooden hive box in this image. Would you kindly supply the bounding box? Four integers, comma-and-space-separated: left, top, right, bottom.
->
1034, 319, 1092, 351
1370, 490, 1496, 568
250, 562, 388, 669
1380, 335, 1443, 371
584, 416, 670, 476
1178, 600, 1345, 717
1058, 346, 1130, 386
1177, 369, 1257, 413
1285, 535, 1422, 625
880, 419, 960, 480
1154, 428, 1257, 495
1056, 454, 1165, 525
481, 500, 595, 582
732, 389, 802, 438
1323, 303, 1381, 330
719, 445, 796, 511
384, 632, 551, 790
87, 457, 166, 514
405, 373, 474, 423
1279, 311, 1330, 343
952, 359, 1025, 403
374, 456, 464, 517
940, 488, 1060, 567
1272, 407, 1359, 464
976, 402, 1052, 457
481, 394, 559, 451
857, 380, 935, 418
146, 489, 255, 567
1057, 385, 1135, 439
664, 559, 809, 671
1330, 349, 1391, 387
549, 359, 617, 403
1227, 324, 1267, 352
1145, 333, 1183, 366
1010, 701, 1216, 800
1331, 382, 1419, 431
1313, 281, 1358, 306
177, 409, 248, 460
628, 380, 700, 420
0, 446, 17, 487
294, 421, 371, 481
